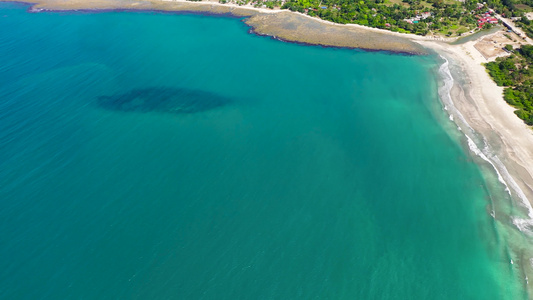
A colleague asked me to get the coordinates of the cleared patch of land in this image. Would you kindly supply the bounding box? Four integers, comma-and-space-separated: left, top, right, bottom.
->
474, 29, 526, 60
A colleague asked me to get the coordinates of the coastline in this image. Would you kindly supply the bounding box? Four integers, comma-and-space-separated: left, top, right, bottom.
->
418, 38, 533, 220
3, 0, 533, 292
3, 0, 428, 54
417, 37, 533, 293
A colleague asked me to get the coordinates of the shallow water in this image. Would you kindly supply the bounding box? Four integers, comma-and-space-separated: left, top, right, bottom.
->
450, 25, 503, 45
97, 87, 233, 114
0, 3, 527, 298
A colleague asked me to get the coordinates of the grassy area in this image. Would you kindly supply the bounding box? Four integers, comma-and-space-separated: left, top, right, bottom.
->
383, 0, 410, 8
420, 1, 434, 9
515, 4, 532, 10
383, 0, 436, 8
281, 0, 482, 36
436, 24, 470, 36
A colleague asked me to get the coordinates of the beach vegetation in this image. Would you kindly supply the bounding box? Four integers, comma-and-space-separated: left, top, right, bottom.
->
276, 0, 500, 35
218, 0, 533, 37
486, 45, 533, 125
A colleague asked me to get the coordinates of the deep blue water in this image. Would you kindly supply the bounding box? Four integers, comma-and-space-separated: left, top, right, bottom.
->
0, 3, 526, 298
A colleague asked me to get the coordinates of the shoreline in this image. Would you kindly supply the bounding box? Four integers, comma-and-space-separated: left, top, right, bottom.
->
2, 0, 429, 54
417, 37, 533, 293
3, 0, 533, 292
418, 38, 533, 218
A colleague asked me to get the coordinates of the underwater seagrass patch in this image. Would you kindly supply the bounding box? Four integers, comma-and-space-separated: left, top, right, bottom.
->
97, 87, 232, 114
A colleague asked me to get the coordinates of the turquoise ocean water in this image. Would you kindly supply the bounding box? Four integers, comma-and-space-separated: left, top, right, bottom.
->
0, 3, 527, 298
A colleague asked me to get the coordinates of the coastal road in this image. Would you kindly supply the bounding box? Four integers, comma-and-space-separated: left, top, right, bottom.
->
491, 11, 533, 44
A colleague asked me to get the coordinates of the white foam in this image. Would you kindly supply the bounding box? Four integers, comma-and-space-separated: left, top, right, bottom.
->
437, 55, 533, 234
437, 57, 475, 132
465, 135, 508, 192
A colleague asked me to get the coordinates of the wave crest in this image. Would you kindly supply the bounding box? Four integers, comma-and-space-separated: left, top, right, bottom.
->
437, 55, 533, 233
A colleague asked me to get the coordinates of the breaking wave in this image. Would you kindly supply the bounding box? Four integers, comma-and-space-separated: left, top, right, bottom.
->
436, 55, 533, 233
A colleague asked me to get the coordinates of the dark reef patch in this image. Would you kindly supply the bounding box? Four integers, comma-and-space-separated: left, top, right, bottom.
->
97, 87, 232, 114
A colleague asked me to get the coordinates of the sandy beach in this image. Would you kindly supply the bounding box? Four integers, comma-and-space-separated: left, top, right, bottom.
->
417, 38, 533, 219
416, 36, 533, 294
